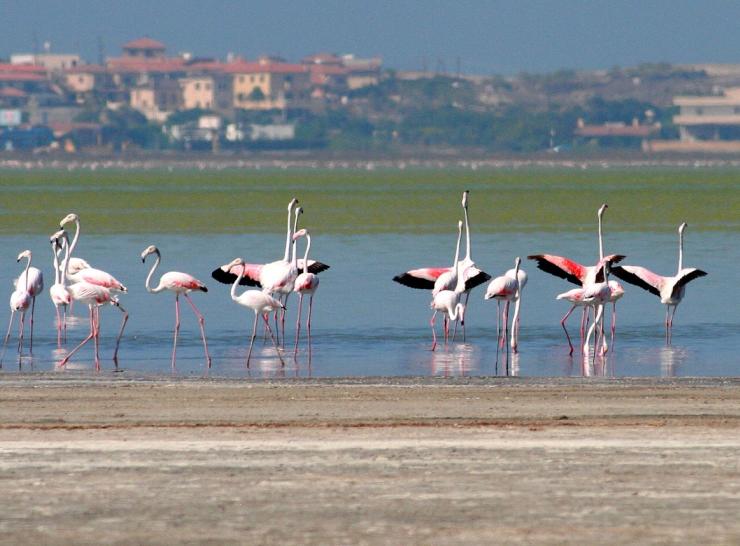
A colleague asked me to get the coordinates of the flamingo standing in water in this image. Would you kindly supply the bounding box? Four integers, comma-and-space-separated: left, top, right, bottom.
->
51, 230, 128, 369
528, 203, 624, 352
1, 250, 41, 361
141, 245, 211, 368
225, 258, 285, 367
430, 221, 466, 351
292, 229, 320, 357
59, 213, 127, 293
394, 191, 490, 339
49, 231, 72, 346
484, 257, 525, 352
611, 222, 707, 343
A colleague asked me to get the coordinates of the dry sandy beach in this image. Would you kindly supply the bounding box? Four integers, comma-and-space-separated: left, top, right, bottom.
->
1, 375, 740, 545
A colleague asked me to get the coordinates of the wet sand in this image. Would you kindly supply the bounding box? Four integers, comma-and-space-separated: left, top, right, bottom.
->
1, 375, 740, 545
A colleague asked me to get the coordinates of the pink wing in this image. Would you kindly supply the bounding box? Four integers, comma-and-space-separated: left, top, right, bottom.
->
528, 254, 587, 285
77, 268, 127, 292
211, 262, 263, 287
163, 272, 208, 292
611, 265, 665, 297
393, 267, 450, 290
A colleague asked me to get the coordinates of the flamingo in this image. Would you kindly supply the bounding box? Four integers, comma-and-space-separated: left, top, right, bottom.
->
11, 250, 44, 353
225, 258, 285, 367
141, 245, 211, 368
211, 199, 329, 288
51, 230, 128, 369
580, 266, 612, 356
394, 190, 491, 294
484, 257, 525, 352
49, 230, 72, 346
1, 251, 36, 362
292, 229, 320, 357
528, 203, 624, 352
611, 222, 707, 343
59, 213, 127, 293
430, 221, 466, 351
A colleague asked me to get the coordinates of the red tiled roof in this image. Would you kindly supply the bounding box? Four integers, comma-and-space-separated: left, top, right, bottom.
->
0, 63, 47, 73
106, 57, 186, 73
0, 87, 27, 97
123, 37, 166, 50
221, 61, 308, 75
0, 72, 47, 82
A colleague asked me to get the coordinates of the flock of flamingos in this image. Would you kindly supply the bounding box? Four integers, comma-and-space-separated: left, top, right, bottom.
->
2, 192, 707, 370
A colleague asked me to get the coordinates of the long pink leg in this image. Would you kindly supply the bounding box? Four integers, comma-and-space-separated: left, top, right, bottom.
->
246, 313, 259, 367
184, 294, 211, 367
29, 297, 35, 353
560, 305, 576, 355
93, 307, 101, 370
0, 310, 16, 364
452, 291, 470, 342
55, 305, 62, 347
443, 316, 449, 346
430, 311, 438, 351
495, 300, 501, 348
60, 306, 95, 367
171, 295, 181, 368
111, 303, 128, 363
665, 306, 670, 344
307, 295, 314, 346
610, 303, 617, 350
18, 310, 26, 354
294, 293, 304, 357
262, 313, 285, 365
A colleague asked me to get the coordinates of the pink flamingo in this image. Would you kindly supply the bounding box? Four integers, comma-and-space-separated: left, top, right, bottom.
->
225, 258, 285, 367
60, 213, 127, 293
529, 203, 624, 352
484, 257, 525, 352
430, 221, 466, 351
1, 250, 40, 362
49, 230, 72, 346
394, 190, 490, 294
13, 249, 43, 353
292, 229, 320, 357
142, 245, 211, 368
52, 230, 128, 369
611, 222, 707, 343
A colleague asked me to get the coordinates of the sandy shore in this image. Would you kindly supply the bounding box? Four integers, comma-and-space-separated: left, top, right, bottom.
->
1, 375, 740, 545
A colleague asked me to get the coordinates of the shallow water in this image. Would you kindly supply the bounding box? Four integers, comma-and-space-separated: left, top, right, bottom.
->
0, 228, 736, 378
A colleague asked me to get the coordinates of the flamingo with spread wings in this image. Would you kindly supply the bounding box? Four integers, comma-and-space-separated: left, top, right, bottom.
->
611, 222, 706, 343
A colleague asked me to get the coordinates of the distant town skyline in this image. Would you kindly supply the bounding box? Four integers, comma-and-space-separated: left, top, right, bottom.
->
4, 0, 740, 74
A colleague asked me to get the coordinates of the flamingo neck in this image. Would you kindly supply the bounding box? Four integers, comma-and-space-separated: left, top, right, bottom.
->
230, 266, 244, 301
677, 229, 684, 273
453, 225, 465, 294
68, 218, 81, 263
513, 260, 521, 300
449, 302, 464, 321
51, 243, 61, 286
21, 254, 31, 292
144, 251, 163, 293
284, 205, 296, 262
463, 204, 472, 261
598, 211, 604, 260
60, 234, 71, 289
302, 234, 311, 275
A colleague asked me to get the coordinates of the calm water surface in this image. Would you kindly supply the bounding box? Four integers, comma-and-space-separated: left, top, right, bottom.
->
0, 230, 736, 378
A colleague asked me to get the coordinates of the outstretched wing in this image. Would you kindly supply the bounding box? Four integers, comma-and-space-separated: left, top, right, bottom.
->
610, 265, 662, 297
463, 267, 492, 291
671, 268, 707, 299
211, 262, 263, 287
393, 267, 450, 290
301, 259, 330, 274
527, 254, 586, 286
594, 254, 626, 282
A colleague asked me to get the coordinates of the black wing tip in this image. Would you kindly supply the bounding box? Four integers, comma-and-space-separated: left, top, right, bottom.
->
210, 267, 257, 287
308, 261, 330, 274
392, 273, 435, 290
201, 286, 209, 293
464, 271, 492, 290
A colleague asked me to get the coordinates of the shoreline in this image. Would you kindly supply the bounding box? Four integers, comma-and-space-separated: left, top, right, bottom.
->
3, 376, 740, 544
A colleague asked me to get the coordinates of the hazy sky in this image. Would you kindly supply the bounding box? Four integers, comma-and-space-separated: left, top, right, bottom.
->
2, 0, 740, 74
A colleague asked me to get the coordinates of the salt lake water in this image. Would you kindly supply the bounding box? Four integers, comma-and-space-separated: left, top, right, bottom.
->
0, 226, 736, 378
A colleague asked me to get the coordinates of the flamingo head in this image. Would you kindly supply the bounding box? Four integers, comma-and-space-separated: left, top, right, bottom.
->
60, 212, 78, 228
514, 256, 521, 269
49, 229, 67, 247
679, 222, 687, 234
295, 205, 303, 219
140, 245, 160, 262
598, 203, 608, 217
292, 228, 307, 241
222, 257, 244, 271
16, 249, 31, 263
288, 198, 299, 211
461, 190, 469, 209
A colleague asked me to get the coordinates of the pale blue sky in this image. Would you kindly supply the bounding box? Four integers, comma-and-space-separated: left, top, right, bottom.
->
2, 0, 740, 74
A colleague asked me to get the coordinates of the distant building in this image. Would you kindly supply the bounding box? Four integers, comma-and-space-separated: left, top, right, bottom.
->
574, 117, 660, 143
130, 79, 182, 121
218, 59, 310, 111
179, 77, 215, 110
122, 37, 167, 59
11, 53, 80, 71
673, 87, 740, 141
